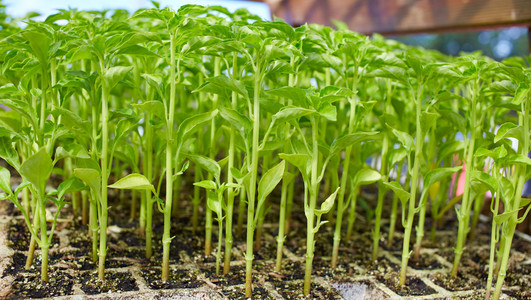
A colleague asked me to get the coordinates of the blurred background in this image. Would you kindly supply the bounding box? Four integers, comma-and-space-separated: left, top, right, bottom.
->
1, 0, 529, 60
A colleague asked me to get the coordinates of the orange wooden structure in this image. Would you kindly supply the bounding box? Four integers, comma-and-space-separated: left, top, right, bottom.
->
255, 0, 531, 36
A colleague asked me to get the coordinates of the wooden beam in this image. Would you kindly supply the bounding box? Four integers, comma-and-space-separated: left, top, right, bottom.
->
255, 0, 531, 35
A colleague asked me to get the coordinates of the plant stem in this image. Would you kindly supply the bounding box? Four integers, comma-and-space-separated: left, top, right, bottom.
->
162, 34, 177, 282
244, 59, 261, 298
388, 159, 404, 246
98, 62, 110, 281
451, 79, 478, 278
205, 56, 221, 256
90, 194, 98, 263
485, 167, 500, 300
469, 193, 483, 240
332, 62, 358, 268
145, 107, 154, 259
223, 52, 238, 275
275, 173, 289, 272
237, 185, 246, 237
303, 116, 319, 296
38, 186, 49, 282
216, 215, 223, 276
25, 209, 39, 269
399, 83, 424, 287
346, 186, 359, 241
373, 135, 389, 261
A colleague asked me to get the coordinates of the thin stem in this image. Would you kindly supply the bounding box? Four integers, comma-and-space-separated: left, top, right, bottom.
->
452, 79, 479, 278
303, 116, 319, 296
162, 34, 177, 282
399, 83, 424, 286
244, 58, 261, 298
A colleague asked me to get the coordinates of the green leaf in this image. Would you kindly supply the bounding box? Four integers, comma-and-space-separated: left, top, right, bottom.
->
316, 187, 340, 215
57, 177, 85, 200
383, 181, 410, 206
433, 90, 465, 103
329, 131, 379, 157
23, 31, 51, 63
207, 192, 223, 215
55, 144, 90, 162
489, 80, 516, 94
14, 182, 31, 196
504, 154, 531, 167
352, 169, 381, 188
185, 153, 221, 183
494, 122, 522, 143
0, 137, 20, 170
369, 66, 408, 85
317, 102, 337, 121
19, 148, 53, 191
109, 173, 155, 194
257, 160, 285, 203
391, 128, 414, 152
421, 111, 439, 133
471, 170, 497, 192
512, 83, 529, 105
132, 100, 165, 120
319, 86, 354, 103
219, 107, 252, 138
494, 209, 518, 225
388, 148, 407, 167
104, 66, 133, 89
194, 180, 217, 190
0, 167, 11, 194
204, 76, 248, 99
272, 106, 315, 124
118, 45, 159, 57
266, 87, 307, 106
438, 108, 466, 130
279, 153, 310, 180
424, 166, 462, 188
74, 168, 101, 194
437, 141, 464, 164
499, 177, 514, 207
0, 99, 34, 124
176, 110, 218, 146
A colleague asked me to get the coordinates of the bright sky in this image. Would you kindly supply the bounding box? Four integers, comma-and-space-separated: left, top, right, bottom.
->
4, 0, 271, 21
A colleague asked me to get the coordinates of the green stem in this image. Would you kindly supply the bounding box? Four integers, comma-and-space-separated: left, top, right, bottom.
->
373, 135, 389, 261
332, 64, 358, 268
244, 59, 261, 298
452, 79, 478, 278
205, 56, 221, 256
275, 174, 289, 272
98, 61, 110, 281
25, 207, 39, 269
162, 34, 177, 282
485, 167, 500, 300
223, 52, 238, 275
399, 83, 424, 287
388, 160, 404, 246
303, 116, 319, 296
145, 109, 154, 259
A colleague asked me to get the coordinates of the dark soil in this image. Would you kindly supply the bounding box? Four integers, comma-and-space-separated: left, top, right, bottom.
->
430, 272, 482, 291
274, 280, 342, 299
222, 285, 270, 299
8, 271, 74, 299
80, 271, 138, 295
377, 273, 436, 296
141, 268, 201, 289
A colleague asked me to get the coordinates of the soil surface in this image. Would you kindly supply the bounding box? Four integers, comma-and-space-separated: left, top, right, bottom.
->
0, 189, 529, 299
